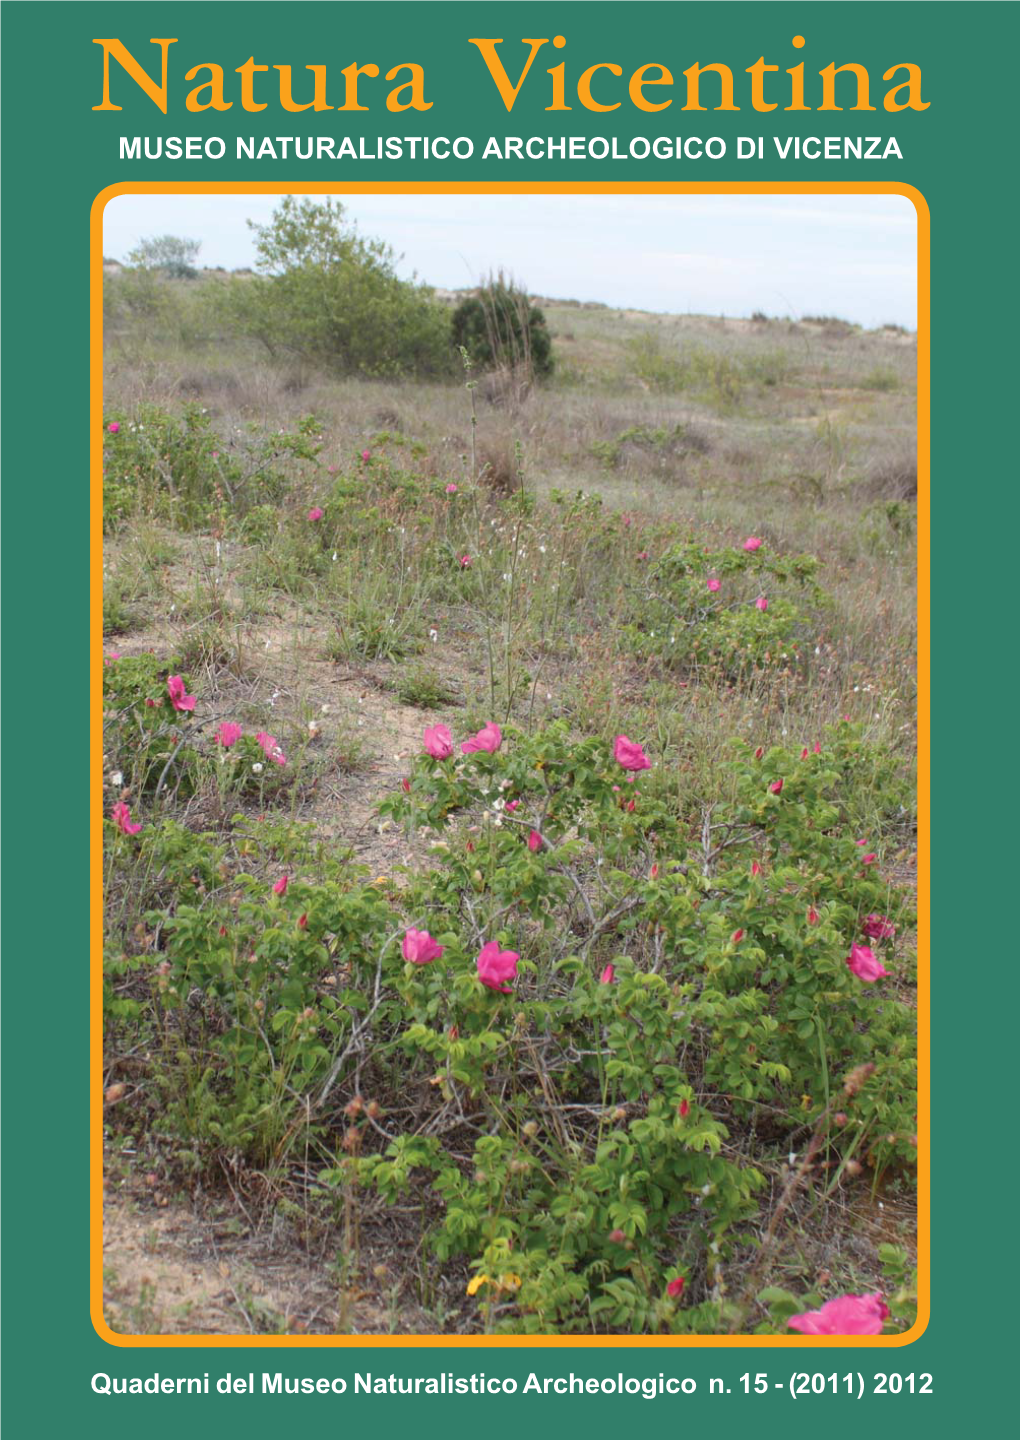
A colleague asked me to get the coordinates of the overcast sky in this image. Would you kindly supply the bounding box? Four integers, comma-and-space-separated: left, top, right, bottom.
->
104, 192, 917, 329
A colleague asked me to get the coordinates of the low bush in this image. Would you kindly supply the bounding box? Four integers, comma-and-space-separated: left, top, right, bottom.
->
105, 717, 914, 1334
103, 405, 324, 531
622, 537, 825, 676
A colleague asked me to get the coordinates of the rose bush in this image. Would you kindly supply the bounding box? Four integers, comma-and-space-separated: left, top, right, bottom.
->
105, 714, 915, 1333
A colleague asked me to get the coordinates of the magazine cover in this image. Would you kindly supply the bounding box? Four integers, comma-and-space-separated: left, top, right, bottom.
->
0, 0, 1009, 1434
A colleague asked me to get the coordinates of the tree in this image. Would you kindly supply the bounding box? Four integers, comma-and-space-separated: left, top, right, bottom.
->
128, 234, 201, 279
451, 273, 554, 379
232, 197, 452, 376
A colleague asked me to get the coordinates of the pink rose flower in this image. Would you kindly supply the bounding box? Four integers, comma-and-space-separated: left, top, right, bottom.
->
461, 722, 502, 755
600, 963, 615, 984
751, 861, 762, 877
707, 577, 721, 592
401, 777, 411, 793
789, 1292, 889, 1335
813, 741, 821, 754
807, 906, 819, 925
111, 801, 141, 836
107, 422, 120, 434
846, 941, 890, 983
528, 829, 543, 852
613, 734, 650, 771
755, 595, 769, 612
477, 941, 518, 993
743, 536, 763, 551
459, 554, 472, 568
424, 724, 454, 760
666, 1275, 685, 1300
678, 1099, 690, 1118
361, 449, 371, 462
505, 799, 520, 813
215, 722, 242, 748
863, 913, 896, 940
769, 778, 783, 794
255, 731, 287, 766
402, 928, 444, 965
445, 483, 458, 494
273, 875, 289, 896
308, 507, 325, 522
636, 550, 650, 562
167, 675, 195, 712
731, 929, 744, 945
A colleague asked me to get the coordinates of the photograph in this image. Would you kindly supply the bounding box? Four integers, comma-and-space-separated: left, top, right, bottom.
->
99, 190, 919, 1339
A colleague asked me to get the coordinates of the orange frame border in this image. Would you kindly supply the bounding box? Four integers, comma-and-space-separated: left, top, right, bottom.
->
92, 180, 930, 1350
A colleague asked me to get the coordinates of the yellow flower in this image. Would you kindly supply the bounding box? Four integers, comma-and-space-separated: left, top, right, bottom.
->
499, 1273, 523, 1291
466, 1274, 490, 1296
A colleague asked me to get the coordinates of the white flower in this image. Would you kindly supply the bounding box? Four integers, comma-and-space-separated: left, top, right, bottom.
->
110, 771, 123, 787
320, 703, 331, 715
539, 544, 547, 554
252, 762, 264, 774
307, 721, 321, 738
428, 627, 438, 643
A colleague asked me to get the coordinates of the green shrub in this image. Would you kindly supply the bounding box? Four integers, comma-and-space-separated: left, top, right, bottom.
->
591, 423, 710, 470
225, 197, 453, 377
396, 663, 459, 709
105, 719, 913, 1333
861, 366, 899, 392
451, 275, 553, 378
622, 538, 825, 676
103, 406, 323, 531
